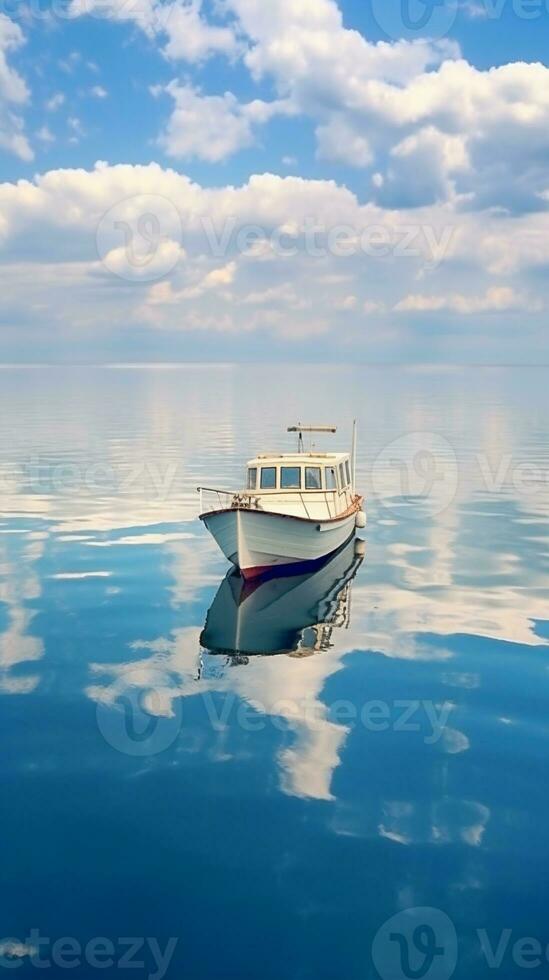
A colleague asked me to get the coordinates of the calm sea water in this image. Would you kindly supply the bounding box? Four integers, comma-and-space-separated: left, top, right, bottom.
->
1, 364, 548, 980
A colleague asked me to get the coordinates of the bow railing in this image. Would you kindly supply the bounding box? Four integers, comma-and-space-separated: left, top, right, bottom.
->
197, 486, 263, 515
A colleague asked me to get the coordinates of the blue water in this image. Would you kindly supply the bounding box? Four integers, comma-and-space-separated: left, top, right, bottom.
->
1, 365, 548, 980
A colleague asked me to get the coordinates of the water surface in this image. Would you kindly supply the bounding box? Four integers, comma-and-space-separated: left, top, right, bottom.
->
1, 364, 548, 979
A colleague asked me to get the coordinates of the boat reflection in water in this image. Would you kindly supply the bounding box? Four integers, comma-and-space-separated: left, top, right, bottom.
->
200, 535, 365, 664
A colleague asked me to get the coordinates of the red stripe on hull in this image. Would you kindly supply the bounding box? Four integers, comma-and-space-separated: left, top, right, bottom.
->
240, 564, 274, 581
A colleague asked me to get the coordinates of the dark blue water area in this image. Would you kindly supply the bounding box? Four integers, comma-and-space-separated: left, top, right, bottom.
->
1, 365, 549, 980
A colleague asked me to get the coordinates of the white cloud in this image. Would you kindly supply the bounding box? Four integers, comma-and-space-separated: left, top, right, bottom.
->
381, 126, 470, 208
395, 287, 543, 315
102, 239, 185, 282
36, 125, 54, 144
362, 59, 549, 211
45, 92, 65, 111
148, 260, 237, 302
65, 0, 549, 213
0, 15, 32, 161
242, 281, 308, 310
229, 0, 454, 87
316, 117, 372, 168
157, 83, 255, 161
68, 115, 84, 134
157, 82, 293, 161
363, 299, 386, 314
223, 0, 549, 212
161, 0, 238, 62
90, 84, 108, 98
334, 294, 358, 311
0, 162, 537, 273
58, 51, 81, 73
0, 161, 546, 358
0, 16, 27, 103
70, 0, 239, 63
67, 116, 85, 144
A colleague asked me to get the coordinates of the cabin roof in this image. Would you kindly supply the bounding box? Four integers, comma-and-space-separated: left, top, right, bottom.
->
248, 452, 349, 466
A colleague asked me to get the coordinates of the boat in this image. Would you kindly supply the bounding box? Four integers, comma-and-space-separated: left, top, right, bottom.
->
200, 534, 365, 660
197, 423, 366, 580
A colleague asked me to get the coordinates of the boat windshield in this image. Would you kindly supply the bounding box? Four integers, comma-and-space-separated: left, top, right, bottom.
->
260, 467, 277, 489
281, 467, 301, 489
305, 467, 321, 490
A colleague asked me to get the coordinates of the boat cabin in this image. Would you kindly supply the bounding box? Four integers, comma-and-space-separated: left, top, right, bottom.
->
244, 452, 355, 520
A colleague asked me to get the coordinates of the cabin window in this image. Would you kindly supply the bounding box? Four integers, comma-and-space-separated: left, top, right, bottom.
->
345, 460, 351, 486
325, 466, 337, 490
247, 467, 257, 490
305, 466, 322, 490
339, 463, 347, 488
260, 467, 277, 489
281, 466, 301, 489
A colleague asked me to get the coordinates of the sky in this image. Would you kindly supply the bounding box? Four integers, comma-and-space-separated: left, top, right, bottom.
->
0, 0, 548, 363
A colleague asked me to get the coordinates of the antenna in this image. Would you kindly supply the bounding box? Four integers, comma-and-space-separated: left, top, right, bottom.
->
288, 424, 337, 454
351, 420, 357, 490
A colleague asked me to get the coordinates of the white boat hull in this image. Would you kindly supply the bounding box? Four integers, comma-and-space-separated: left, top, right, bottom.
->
201, 506, 360, 579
